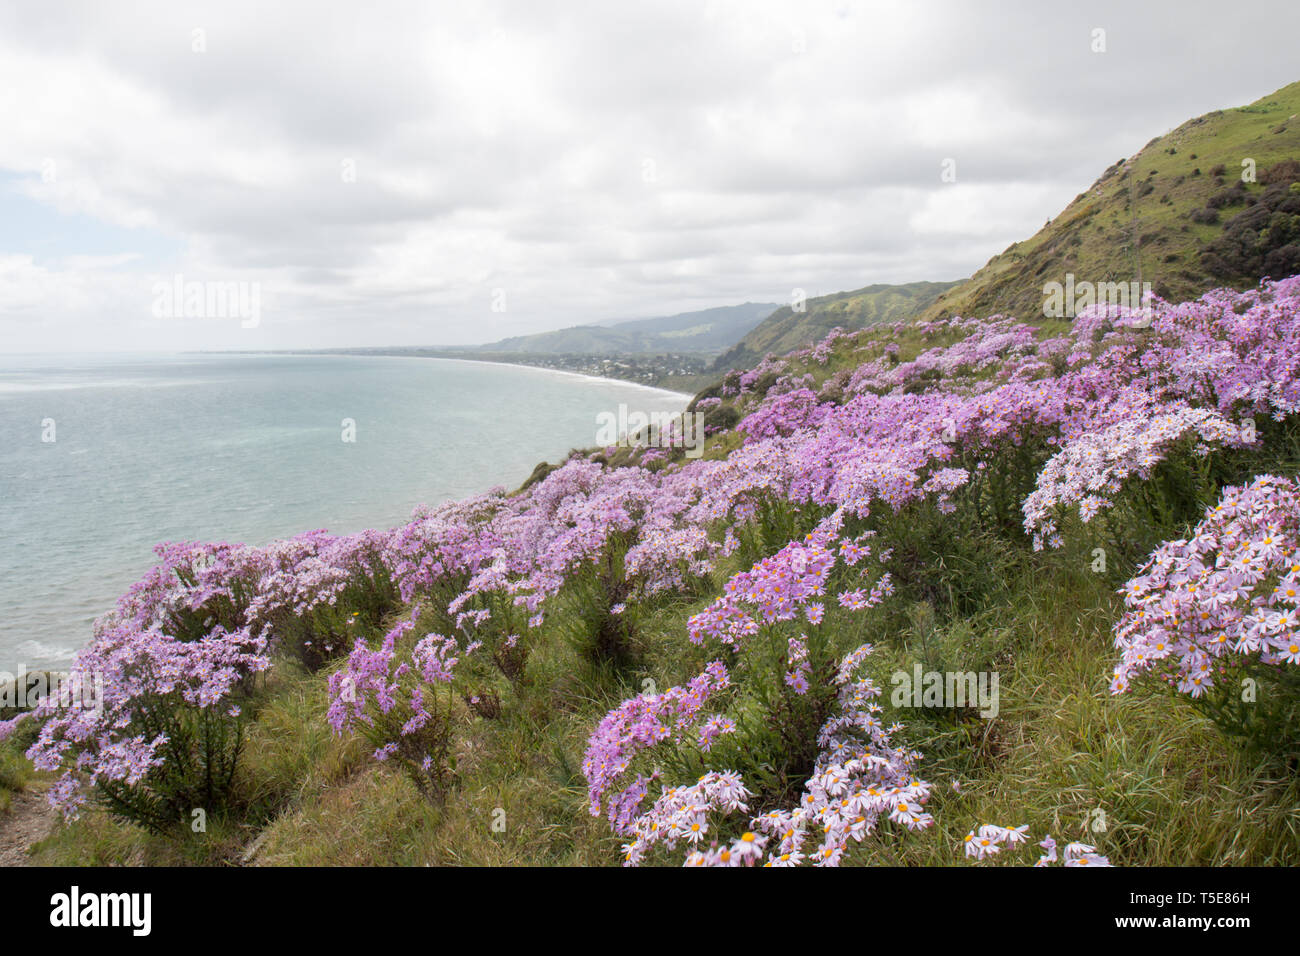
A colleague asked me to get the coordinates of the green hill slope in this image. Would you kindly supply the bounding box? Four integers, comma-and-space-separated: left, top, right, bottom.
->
715, 81, 1300, 376
713, 280, 962, 371
920, 81, 1300, 324
483, 301, 779, 355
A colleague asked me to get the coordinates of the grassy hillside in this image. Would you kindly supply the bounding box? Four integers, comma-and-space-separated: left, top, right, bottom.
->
713, 280, 961, 371
9, 279, 1300, 868
920, 81, 1300, 324
20, 544, 1300, 868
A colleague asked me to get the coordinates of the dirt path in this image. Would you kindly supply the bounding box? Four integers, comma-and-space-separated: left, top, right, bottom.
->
0, 787, 56, 867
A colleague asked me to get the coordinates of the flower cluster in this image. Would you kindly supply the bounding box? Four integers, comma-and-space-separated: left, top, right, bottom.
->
962, 825, 1111, 866
582, 661, 732, 833
749, 642, 934, 867
597, 640, 935, 867
687, 533, 846, 644
1023, 390, 1245, 549
24, 615, 269, 819
1111, 473, 1300, 697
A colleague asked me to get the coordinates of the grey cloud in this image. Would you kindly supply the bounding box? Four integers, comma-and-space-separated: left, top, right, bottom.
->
1, 0, 1298, 351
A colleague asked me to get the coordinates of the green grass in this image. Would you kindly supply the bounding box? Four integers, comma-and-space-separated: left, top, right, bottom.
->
717, 280, 963, 371
0, 745, 31, 814
0, 693, 42, 813
850, 544, 1300, 866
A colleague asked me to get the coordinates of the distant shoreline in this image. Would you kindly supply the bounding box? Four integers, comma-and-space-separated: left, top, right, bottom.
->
195, 349, 697, 400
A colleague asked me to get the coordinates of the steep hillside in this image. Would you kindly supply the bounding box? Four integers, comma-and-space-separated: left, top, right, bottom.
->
713, 280, 961, 371
713, 82, 1300, 376
20, 274, 1300, 870
919, 81, 1300, 324
482, 301, 778, 355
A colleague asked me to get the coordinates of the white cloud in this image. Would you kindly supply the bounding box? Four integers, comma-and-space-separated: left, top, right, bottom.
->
0, 0, 1297, 351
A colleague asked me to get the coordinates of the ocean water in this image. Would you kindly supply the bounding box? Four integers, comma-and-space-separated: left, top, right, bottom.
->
0, 353, 689, 672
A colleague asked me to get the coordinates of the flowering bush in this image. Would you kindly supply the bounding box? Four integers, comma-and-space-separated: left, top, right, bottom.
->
584, 528, 936, 867
1022, 391, 1245, 550
736, 388, 829, 441
587, 636, 934, 867
1111, 474, 1300, 753
24, 592, 269, 830
327, 610, 462, 802
582, 661, 734, 834
248, 530, 400, 671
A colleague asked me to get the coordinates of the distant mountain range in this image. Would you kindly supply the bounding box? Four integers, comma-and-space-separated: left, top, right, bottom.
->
449, 82, 1300, 386
712, 280, 962, 371
473, 302, 781, 355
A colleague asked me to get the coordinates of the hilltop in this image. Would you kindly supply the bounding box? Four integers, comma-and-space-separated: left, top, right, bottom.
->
715, 81, 1300, 376
917, 80, 1300, 325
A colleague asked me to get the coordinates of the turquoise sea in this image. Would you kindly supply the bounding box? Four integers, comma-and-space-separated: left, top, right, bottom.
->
0, 353, 688, 671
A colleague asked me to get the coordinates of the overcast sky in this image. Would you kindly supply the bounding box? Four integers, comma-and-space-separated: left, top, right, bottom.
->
1, 0, 1298, 352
